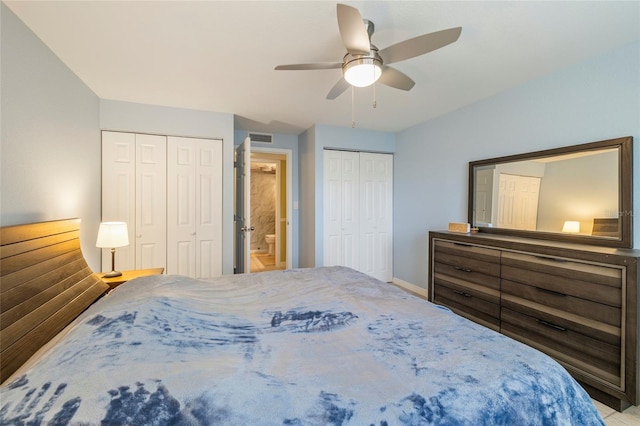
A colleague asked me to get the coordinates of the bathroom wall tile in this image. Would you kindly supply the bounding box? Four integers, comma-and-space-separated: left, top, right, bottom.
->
250, 170, 276, 250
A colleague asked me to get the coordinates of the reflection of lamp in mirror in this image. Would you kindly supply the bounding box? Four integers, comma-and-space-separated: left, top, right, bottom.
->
562, 221, 580, 234
96, 222, 129, 278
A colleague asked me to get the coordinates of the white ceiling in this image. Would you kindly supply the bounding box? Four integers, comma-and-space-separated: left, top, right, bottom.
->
5, 1, 640, 134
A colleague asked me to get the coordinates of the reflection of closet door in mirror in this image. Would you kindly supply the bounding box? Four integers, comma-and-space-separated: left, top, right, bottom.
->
474, 168, 494, 225
497, 174, 540, 231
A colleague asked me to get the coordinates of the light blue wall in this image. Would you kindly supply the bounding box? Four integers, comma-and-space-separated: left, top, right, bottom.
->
233, 130, 300, 268
0, 3, 102, 271
101, 100, 235, 274
301, 124, 396, 267
394, 40, 640, 289
4, 1, 638, 282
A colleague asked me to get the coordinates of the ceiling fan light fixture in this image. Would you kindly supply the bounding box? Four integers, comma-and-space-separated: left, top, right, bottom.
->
343, 57, 382, 87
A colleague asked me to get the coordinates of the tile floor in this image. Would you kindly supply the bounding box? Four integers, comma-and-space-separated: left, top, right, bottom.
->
595, 400, 640, 425
250, 252, 284, 273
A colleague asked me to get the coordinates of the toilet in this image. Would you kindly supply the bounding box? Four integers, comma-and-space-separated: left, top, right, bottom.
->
265, 234, 276, 256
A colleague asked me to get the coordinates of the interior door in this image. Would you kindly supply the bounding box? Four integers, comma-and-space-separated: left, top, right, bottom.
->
235, 137, 252, 273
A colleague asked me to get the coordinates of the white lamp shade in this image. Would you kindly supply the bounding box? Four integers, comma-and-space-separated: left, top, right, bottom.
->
96, 222, 129, 248
562, 221, 580, 233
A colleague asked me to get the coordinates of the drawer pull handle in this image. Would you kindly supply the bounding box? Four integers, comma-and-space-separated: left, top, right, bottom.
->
454, 266, 473, 273
537, 319, 567, 332
453, 290, 472, 298
536, 287, 566, 297
534, 255, 567, 263
453, 242, 472, 247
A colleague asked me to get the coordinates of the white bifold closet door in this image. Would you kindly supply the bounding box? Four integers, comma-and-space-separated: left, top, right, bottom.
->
166, 136, 223, 278
323, 150, 393, 282
102, 131, 222, 278
101, 131, 167, 271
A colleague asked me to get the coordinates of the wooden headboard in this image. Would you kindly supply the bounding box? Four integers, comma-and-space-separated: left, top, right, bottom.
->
0, 218, 109, 383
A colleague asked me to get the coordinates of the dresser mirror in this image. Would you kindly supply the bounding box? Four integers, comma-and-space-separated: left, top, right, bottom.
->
468, 136, 633, 248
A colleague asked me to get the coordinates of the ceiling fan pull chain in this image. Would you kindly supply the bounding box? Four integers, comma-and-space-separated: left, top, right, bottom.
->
373, 79, 377, 109
351, 86, 356, 128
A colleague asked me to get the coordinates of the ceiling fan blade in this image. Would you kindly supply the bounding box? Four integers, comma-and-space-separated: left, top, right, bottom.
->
379, 27, 462, 65
326, 78, 350, 100
275, 63, 342, 71
337, 4, 370, 55
378, 66, 415, 91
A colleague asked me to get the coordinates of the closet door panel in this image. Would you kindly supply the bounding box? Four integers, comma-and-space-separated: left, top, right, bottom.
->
175, 241, 195, 277
167, 137, 223, 278
341, 173, 359, 268
195, 140, 223, 278
340, 152, 359, 268
359, 152, 393, 282
323, 151, 344, 267
323, 150, 359, 269
325, 234, 341, 267
135, 134, 166, 270
167, 140, 197, 275
101, 131, 136, 271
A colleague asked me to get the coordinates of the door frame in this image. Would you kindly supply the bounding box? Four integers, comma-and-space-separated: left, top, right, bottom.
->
234, 137, 251, 273
252, 147, 293, 269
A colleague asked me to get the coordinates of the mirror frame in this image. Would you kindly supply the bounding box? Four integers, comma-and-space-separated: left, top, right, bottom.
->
468, 136, 633, 248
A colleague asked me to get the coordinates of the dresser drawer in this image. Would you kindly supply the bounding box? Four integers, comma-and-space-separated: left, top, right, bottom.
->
501, 279, 621, 327
433, 280, 500, 330
501, 303, 622, 388
433, 240, 501, 290
500, 250, 624, 389
432, 240, 501, 330
434, 240, 501, 266
433, 260, 500, 290
501, 252, 622, 307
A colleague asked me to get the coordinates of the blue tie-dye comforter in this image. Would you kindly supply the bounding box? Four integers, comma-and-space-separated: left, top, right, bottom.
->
1, 266, 604, 425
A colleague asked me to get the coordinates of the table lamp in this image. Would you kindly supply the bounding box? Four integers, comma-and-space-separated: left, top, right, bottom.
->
96, 221, 129, 278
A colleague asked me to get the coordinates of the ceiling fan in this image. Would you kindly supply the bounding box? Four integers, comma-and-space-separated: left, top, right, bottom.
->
275, 3, 462, 100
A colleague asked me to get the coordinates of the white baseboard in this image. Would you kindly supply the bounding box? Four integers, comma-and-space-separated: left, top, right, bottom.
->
391, 277, 429, 299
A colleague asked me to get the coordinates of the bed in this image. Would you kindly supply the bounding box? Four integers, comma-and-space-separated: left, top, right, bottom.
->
0, 219, 605, 425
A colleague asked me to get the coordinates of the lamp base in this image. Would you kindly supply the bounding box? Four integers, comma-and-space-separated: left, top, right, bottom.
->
102, 270, 122, 278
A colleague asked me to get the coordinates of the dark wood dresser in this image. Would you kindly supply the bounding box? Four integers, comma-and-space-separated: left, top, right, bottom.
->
428, 230, 640, 411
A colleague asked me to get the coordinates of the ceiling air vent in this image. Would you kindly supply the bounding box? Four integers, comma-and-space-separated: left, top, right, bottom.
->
249, 132, 273, 144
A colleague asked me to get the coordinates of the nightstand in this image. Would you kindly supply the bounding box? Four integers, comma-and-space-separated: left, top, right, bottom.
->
98, 268, 164, 290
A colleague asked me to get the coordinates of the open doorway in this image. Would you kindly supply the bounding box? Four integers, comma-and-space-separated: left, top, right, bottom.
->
249, 149, 291, 272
